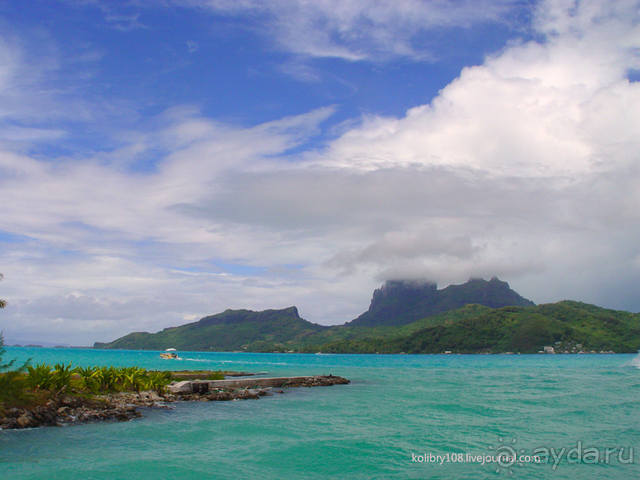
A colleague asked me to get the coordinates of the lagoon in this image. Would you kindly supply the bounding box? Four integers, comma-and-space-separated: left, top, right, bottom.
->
1, 347, 639, 479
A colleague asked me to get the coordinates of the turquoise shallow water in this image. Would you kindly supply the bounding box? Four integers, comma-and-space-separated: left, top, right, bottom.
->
1, 347, 639, 479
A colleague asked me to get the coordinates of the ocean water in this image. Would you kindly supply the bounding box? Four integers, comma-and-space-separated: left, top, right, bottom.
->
1, 347, 639, 479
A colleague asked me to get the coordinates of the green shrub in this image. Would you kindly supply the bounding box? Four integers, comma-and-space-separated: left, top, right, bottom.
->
93, 366, 120, 392
144, 371, 173, 394
206, 371, 224, 380
52, 363, 74, 393
121, 366, 146, 392
3, 359, 177, 410
0, 332, 30, 409
74, 366, 100, 393
26, 363, 54, 391
0, 370, 29, 408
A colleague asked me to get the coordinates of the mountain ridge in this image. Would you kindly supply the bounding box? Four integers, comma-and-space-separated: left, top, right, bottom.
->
93, 277, 640, 353
346, 277, 534, 327
94, 306, 326, 351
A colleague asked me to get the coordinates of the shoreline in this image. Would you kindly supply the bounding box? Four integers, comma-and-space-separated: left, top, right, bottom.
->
5, 345, 630, 355
0, 374, 349, 430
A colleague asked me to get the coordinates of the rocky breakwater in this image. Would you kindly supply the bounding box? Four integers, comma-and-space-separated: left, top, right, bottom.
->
168, 374, 350, 401
0, 392, 156, 430
1, 375, 349, 430
168, 374, 350, 394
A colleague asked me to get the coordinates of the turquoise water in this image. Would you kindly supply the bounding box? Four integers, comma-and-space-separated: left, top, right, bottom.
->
1, 348, 639, 479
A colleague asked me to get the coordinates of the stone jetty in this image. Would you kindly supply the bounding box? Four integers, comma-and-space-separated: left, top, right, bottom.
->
168, 374, 349, 394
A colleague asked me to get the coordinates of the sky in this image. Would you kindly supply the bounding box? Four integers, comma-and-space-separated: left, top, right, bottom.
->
1, 0, 640, 346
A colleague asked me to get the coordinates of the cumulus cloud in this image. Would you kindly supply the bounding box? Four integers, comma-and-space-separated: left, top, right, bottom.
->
320, 3, 640, 176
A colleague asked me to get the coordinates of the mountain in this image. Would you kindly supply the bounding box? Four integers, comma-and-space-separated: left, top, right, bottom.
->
94, 306, 326, 352
345, 277, 534, 327
95, 277, 533, 351
94, 277, 640, 354
313, 301, 640, 354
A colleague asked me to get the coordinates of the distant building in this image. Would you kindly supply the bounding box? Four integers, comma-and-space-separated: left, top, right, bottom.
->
543, 346, 555, 354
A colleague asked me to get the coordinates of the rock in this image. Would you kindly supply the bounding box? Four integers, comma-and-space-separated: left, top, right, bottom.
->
235, 389, 260, 400
1, 418, 18, 429
146, 391, 162, 402
205, 391, 234, 401
167, 381, 193, 394
16, 413, 35, 428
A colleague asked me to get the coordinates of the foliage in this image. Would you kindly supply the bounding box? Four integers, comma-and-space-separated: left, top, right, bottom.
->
0, 370, 28, 408
309, 302, 640, 354
0, 332, 29, 410
95, 306, 325, 352
52, 363, 74, 393
90, 279, 640, 354
75, 365, 100, 393
25, 363, 55, 390
1, 279, 32, 409
144, 370, 173, 393
66, 365, 172, 394
121, 366, 146, 392
94, 279, 536, 352
2, 360, 183, 411
92, 366, 121, 392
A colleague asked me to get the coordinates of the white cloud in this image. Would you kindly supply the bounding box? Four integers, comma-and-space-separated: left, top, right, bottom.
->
319, 4, 640, 176
186, 0, 523, 61
0, 27, 107, 150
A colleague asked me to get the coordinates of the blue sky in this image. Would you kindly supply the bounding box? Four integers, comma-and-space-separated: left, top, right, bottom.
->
1, 0, 640, 345
1, 1, 532, 157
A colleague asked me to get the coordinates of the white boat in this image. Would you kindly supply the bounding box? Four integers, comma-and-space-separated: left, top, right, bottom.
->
160, 348, 180, 359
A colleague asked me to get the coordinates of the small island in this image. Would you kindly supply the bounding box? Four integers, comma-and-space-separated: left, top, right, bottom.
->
0, 361, 349, 430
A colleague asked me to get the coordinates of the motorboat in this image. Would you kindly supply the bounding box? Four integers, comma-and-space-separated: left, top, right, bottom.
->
160, 348, 180, 359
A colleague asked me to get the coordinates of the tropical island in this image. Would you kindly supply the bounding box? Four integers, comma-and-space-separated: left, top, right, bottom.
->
94, 277, 640, 354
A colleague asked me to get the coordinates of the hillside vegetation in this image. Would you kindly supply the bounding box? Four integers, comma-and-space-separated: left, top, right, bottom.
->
94, 306, 326, 352
312, 301, 640, 353
94, 279, 640, 354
